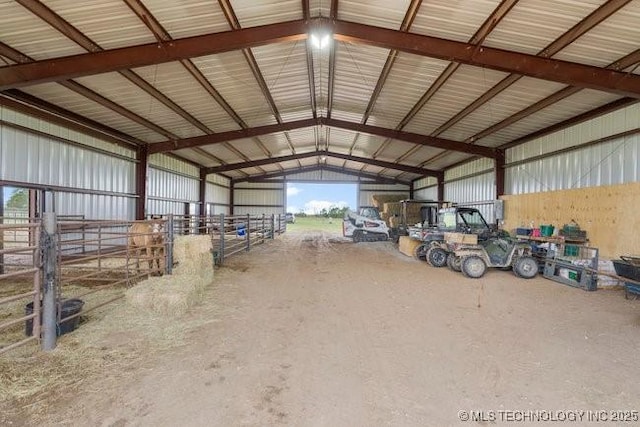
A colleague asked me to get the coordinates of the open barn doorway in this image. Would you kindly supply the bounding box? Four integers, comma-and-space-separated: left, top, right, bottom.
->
285, 182, 357, 233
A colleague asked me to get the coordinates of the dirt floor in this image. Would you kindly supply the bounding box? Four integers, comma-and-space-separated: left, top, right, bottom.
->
4, 230, 640, 426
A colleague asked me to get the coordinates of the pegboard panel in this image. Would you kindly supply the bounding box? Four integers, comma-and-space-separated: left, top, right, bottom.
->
500, 182, 640, 258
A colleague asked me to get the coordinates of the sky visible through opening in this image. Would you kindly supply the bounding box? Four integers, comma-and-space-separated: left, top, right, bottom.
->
287, 183, 357, 215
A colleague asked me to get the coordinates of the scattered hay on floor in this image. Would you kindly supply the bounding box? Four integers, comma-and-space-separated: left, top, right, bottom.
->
125, 235, 214, 317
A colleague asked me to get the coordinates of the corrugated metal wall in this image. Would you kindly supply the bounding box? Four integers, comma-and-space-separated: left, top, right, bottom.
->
233, 181, 285, 215
147, 154, 200, 216
1, 105, 137, 219
506, 103, 640, 194
413, 176, 438, 201
205, 174, 230, 215
444, 159, 496, 222
359, 183, 410, 207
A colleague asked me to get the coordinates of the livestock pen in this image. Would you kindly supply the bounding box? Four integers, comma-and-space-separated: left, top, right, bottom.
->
0, 213, 288, 355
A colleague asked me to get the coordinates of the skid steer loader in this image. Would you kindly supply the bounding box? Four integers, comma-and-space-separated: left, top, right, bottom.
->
343, 207, 389, 242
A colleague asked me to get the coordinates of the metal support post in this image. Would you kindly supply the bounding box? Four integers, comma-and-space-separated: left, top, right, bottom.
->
165, 214, 174, 275
246, 214, 251, 252
42, 211, 57, 351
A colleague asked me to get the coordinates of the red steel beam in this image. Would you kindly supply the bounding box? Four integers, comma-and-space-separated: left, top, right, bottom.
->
148, 118, 319, 154
206, 150, 440, 176
430, 0, 634, 137
329, 20, 640, 99
3, 18, 640, 98
233, 164, 408, 185
149, 117, 497, 158
0, 20, 308, 90
324, 118, 497, 158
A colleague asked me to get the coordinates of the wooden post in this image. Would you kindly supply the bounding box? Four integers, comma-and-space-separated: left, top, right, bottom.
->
135, 146, 148, 220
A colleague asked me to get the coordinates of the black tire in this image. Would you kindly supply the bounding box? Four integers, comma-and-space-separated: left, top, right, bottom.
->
447, 254, 462, 272
461, 256, 487, 278
427, 247, 448, 268
513, 256, 538, 279
353, 230, 363, 243
413, 243, 428, 261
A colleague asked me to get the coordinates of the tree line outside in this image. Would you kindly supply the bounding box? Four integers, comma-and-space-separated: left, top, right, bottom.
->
295, 205, 349, 219
3, 188, 28, 210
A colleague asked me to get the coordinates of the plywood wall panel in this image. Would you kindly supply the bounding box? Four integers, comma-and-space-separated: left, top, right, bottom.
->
500, 182, 640, 258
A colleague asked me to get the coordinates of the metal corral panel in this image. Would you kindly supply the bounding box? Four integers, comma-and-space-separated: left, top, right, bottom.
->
481, 90, 622, 148
0, 1, 86, 60
74, 72, 203, 140
21, 83, 165, 143
552, 2, 640, 67
144, 0, 230, 39
369, 54, 451, 129
483, 0, 607, 55
191, 51, 278, 128
251, 42, 314, 121
55, 192, 135, 220
147, 167, 199, 202
412, 0, 503, 42
149, 154, 199, 177
44, 0, 156, 49
446, 158, 494, 181
1, 121, 135, 193
232, 0, 302, 27
339, 0, 410, 29
1, 105, 136, 159
133, 62, 243, 133
440, 78, 567, 142
403, 65, 510, 136
507, 102, 640, 163
331, 43, 390, 122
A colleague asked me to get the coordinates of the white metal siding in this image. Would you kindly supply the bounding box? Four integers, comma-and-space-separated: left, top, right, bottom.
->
147, 167, 199, 203
55, 192, 135, 220
506, 102, 640, 194
414, 186, 438, 201
445, 173, 496, 203
233, 182, 285, 215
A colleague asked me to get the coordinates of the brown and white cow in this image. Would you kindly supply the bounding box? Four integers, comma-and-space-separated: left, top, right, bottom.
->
128, 219, 165, 275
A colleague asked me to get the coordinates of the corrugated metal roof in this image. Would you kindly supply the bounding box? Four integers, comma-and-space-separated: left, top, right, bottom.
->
1, 0, 636, 183
0, 1, 86, 59
44, 0, 157, 49
483, 0, 607, 55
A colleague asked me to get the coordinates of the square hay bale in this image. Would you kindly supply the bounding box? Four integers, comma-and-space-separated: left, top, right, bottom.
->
126, 274, 208, 317
371, 194, 406, 208
125, 235, 215, 317
399, 236, 421, 257
383, 202, 401, 216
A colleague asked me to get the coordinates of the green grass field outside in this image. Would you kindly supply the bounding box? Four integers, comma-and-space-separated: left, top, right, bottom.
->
286, 216, 344, 233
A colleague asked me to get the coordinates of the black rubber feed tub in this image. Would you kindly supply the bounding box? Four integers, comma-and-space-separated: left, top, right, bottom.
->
25, 299, 85, 337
